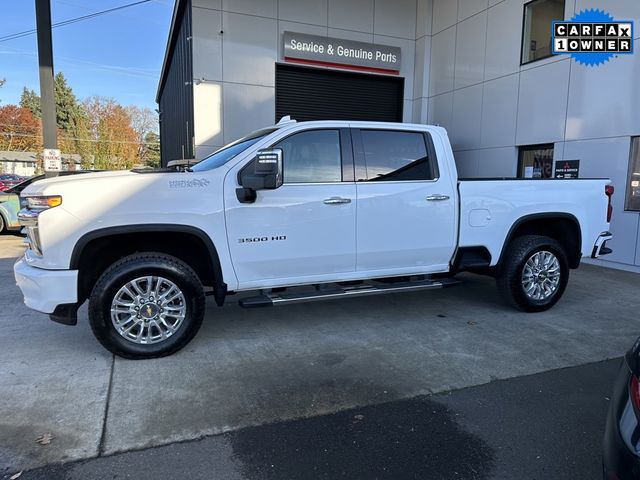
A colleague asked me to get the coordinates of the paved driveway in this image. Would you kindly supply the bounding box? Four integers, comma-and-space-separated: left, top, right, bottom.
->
1, 234, 639, 474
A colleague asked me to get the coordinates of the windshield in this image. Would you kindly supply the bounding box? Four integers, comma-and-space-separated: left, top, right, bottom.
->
190, 128, 277, 172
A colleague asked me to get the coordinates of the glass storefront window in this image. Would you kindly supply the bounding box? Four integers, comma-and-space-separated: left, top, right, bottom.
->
626, 137, 640, 211
518, 144, 554, 179
521, 0, 565, 64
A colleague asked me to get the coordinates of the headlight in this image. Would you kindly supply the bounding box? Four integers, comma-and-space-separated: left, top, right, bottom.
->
25, 195, 62, 210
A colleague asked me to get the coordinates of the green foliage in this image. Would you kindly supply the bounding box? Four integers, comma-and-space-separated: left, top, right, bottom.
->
143, 131, 160, 168
20, 87, 41, 117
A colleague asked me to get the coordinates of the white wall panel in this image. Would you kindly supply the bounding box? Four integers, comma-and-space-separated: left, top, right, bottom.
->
413, 35, 431, 98
451, 84, 483, 150
480, 73, 518, 148
428, 91, 453, 131
516, 59, 570, 145
374, 35, 415, 99
416, 0, 433, 38
566, 40, 640, 141
223, 83, 275, 143
432, 0, 457, 34
574, 0, 640, 33
429, 26, 456, 95
192, 0, 221, 9
222, 12, 278, 86
563, 137, 639, 266
458, 0, 488, 21
328, 0, 374, 33
192, 7, 223, 81
327, 28, 373, 42
454, 10, 487, 89
474, 146, 518, 177
222, 0, 276, 17
452, 149, 479, 177
278, 0, 328, 26
193, 81, 223, 148
484, 0, 522, 80
373, 0, 417, 39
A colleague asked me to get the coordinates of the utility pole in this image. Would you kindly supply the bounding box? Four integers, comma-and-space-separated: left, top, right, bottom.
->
35, 0, 61, 175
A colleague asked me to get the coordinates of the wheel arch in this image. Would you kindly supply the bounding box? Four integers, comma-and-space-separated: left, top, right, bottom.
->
71, 224, 226, 306
498, 213, 582, 269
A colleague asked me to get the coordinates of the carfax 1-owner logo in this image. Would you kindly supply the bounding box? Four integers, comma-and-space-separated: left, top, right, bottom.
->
552, 9, 634, 66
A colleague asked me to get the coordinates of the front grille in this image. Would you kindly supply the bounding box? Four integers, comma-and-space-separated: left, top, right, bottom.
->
18, 209, 42, 256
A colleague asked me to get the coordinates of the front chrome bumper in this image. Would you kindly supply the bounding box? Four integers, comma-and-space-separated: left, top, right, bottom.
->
591, 231, 613, 258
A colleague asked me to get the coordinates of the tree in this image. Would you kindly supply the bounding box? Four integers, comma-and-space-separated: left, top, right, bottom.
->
20, 87, 41, 118
54, 72, 82, 133
83, 97, 139, 169
0, 105, 41, 152
125, 105, 158, 164
19, 74, 82, 132
0, 79, 5, 102
143, 132, 160, 168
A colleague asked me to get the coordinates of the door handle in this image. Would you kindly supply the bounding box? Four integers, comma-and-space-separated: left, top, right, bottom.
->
323, 197, 352, 205
426, 194, 450, 201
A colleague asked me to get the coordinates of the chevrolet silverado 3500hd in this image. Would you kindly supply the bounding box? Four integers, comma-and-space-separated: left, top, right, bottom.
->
14, 119, 614, 358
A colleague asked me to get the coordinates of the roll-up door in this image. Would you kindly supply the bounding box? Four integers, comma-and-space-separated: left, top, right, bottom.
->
275, 64, 404, 123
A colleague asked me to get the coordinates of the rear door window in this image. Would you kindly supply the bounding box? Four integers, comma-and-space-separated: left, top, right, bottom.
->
357, 130, 437, 182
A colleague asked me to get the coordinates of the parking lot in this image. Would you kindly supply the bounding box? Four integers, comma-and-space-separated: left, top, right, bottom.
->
1, 233, 639, 478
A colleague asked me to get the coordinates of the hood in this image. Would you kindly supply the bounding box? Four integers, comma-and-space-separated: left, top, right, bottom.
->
22, 170, 140, 195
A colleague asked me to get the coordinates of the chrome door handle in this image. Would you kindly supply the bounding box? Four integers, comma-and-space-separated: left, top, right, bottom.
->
323, 197, 352, 205
426, 194, 450, 201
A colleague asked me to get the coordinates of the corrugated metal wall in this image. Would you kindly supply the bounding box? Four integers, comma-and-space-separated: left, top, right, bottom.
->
158, 0, 193, 166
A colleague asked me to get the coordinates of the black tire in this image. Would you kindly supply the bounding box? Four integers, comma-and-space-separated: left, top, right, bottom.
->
88, 252, 205, 359
496, 235, 569, 312
0, 214, 5, 234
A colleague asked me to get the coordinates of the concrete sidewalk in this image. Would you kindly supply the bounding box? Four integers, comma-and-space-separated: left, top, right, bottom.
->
1, 234, 639, 474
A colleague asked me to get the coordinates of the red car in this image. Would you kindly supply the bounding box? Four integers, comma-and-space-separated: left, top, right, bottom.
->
0, 181, 8, 192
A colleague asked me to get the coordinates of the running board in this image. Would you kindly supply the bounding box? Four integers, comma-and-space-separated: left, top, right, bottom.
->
239, 277, 461, 308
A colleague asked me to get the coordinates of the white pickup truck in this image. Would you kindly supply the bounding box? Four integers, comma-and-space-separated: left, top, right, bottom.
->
14, 119, 614, 359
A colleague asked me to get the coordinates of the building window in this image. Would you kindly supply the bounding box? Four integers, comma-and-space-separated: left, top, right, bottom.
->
521, 0, 565, 64
518, 144, 554, 179
275, 129, 343, 183
626, 137, 640, 211
357, 130, 436, 182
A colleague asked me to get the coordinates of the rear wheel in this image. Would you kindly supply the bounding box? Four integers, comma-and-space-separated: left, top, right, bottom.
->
88, 252, 205, 359
496, 235, 569, 312
0, 215, 5, 234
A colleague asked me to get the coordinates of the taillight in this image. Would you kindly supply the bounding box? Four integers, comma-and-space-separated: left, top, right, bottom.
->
605, 185, 614, 223
631, 376, 640, 412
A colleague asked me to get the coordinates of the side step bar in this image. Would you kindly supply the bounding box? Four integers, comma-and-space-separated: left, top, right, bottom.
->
239, 277, 461, 308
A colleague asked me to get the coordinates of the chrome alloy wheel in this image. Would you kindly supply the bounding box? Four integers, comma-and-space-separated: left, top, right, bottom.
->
521, 250, 561, 301
110, 276, 187, 344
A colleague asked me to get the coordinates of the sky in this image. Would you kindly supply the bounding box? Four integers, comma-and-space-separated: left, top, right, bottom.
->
0, 0, 174, 111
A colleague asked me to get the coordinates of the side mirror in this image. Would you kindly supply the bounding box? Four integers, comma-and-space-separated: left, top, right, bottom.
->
236, 148, 283, 203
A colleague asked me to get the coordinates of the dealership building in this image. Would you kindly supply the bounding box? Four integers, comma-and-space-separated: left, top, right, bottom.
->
157, 0, 640, 272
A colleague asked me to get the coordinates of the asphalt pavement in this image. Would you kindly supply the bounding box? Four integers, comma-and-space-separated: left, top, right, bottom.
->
1, 233, 639, 479
16, 358, 621, 480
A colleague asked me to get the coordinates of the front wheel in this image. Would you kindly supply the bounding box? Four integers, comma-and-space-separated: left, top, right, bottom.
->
88, 252, 206, 359
496, 235, 569, 312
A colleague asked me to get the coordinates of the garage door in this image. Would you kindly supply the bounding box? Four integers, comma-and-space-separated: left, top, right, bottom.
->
275, 64, 404, 123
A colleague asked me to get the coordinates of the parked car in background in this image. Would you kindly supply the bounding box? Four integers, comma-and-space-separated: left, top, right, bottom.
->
603, 338, 640, 479
0, 182, 7, 192
0, 174, 27, 190
0, 171, 91, 234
